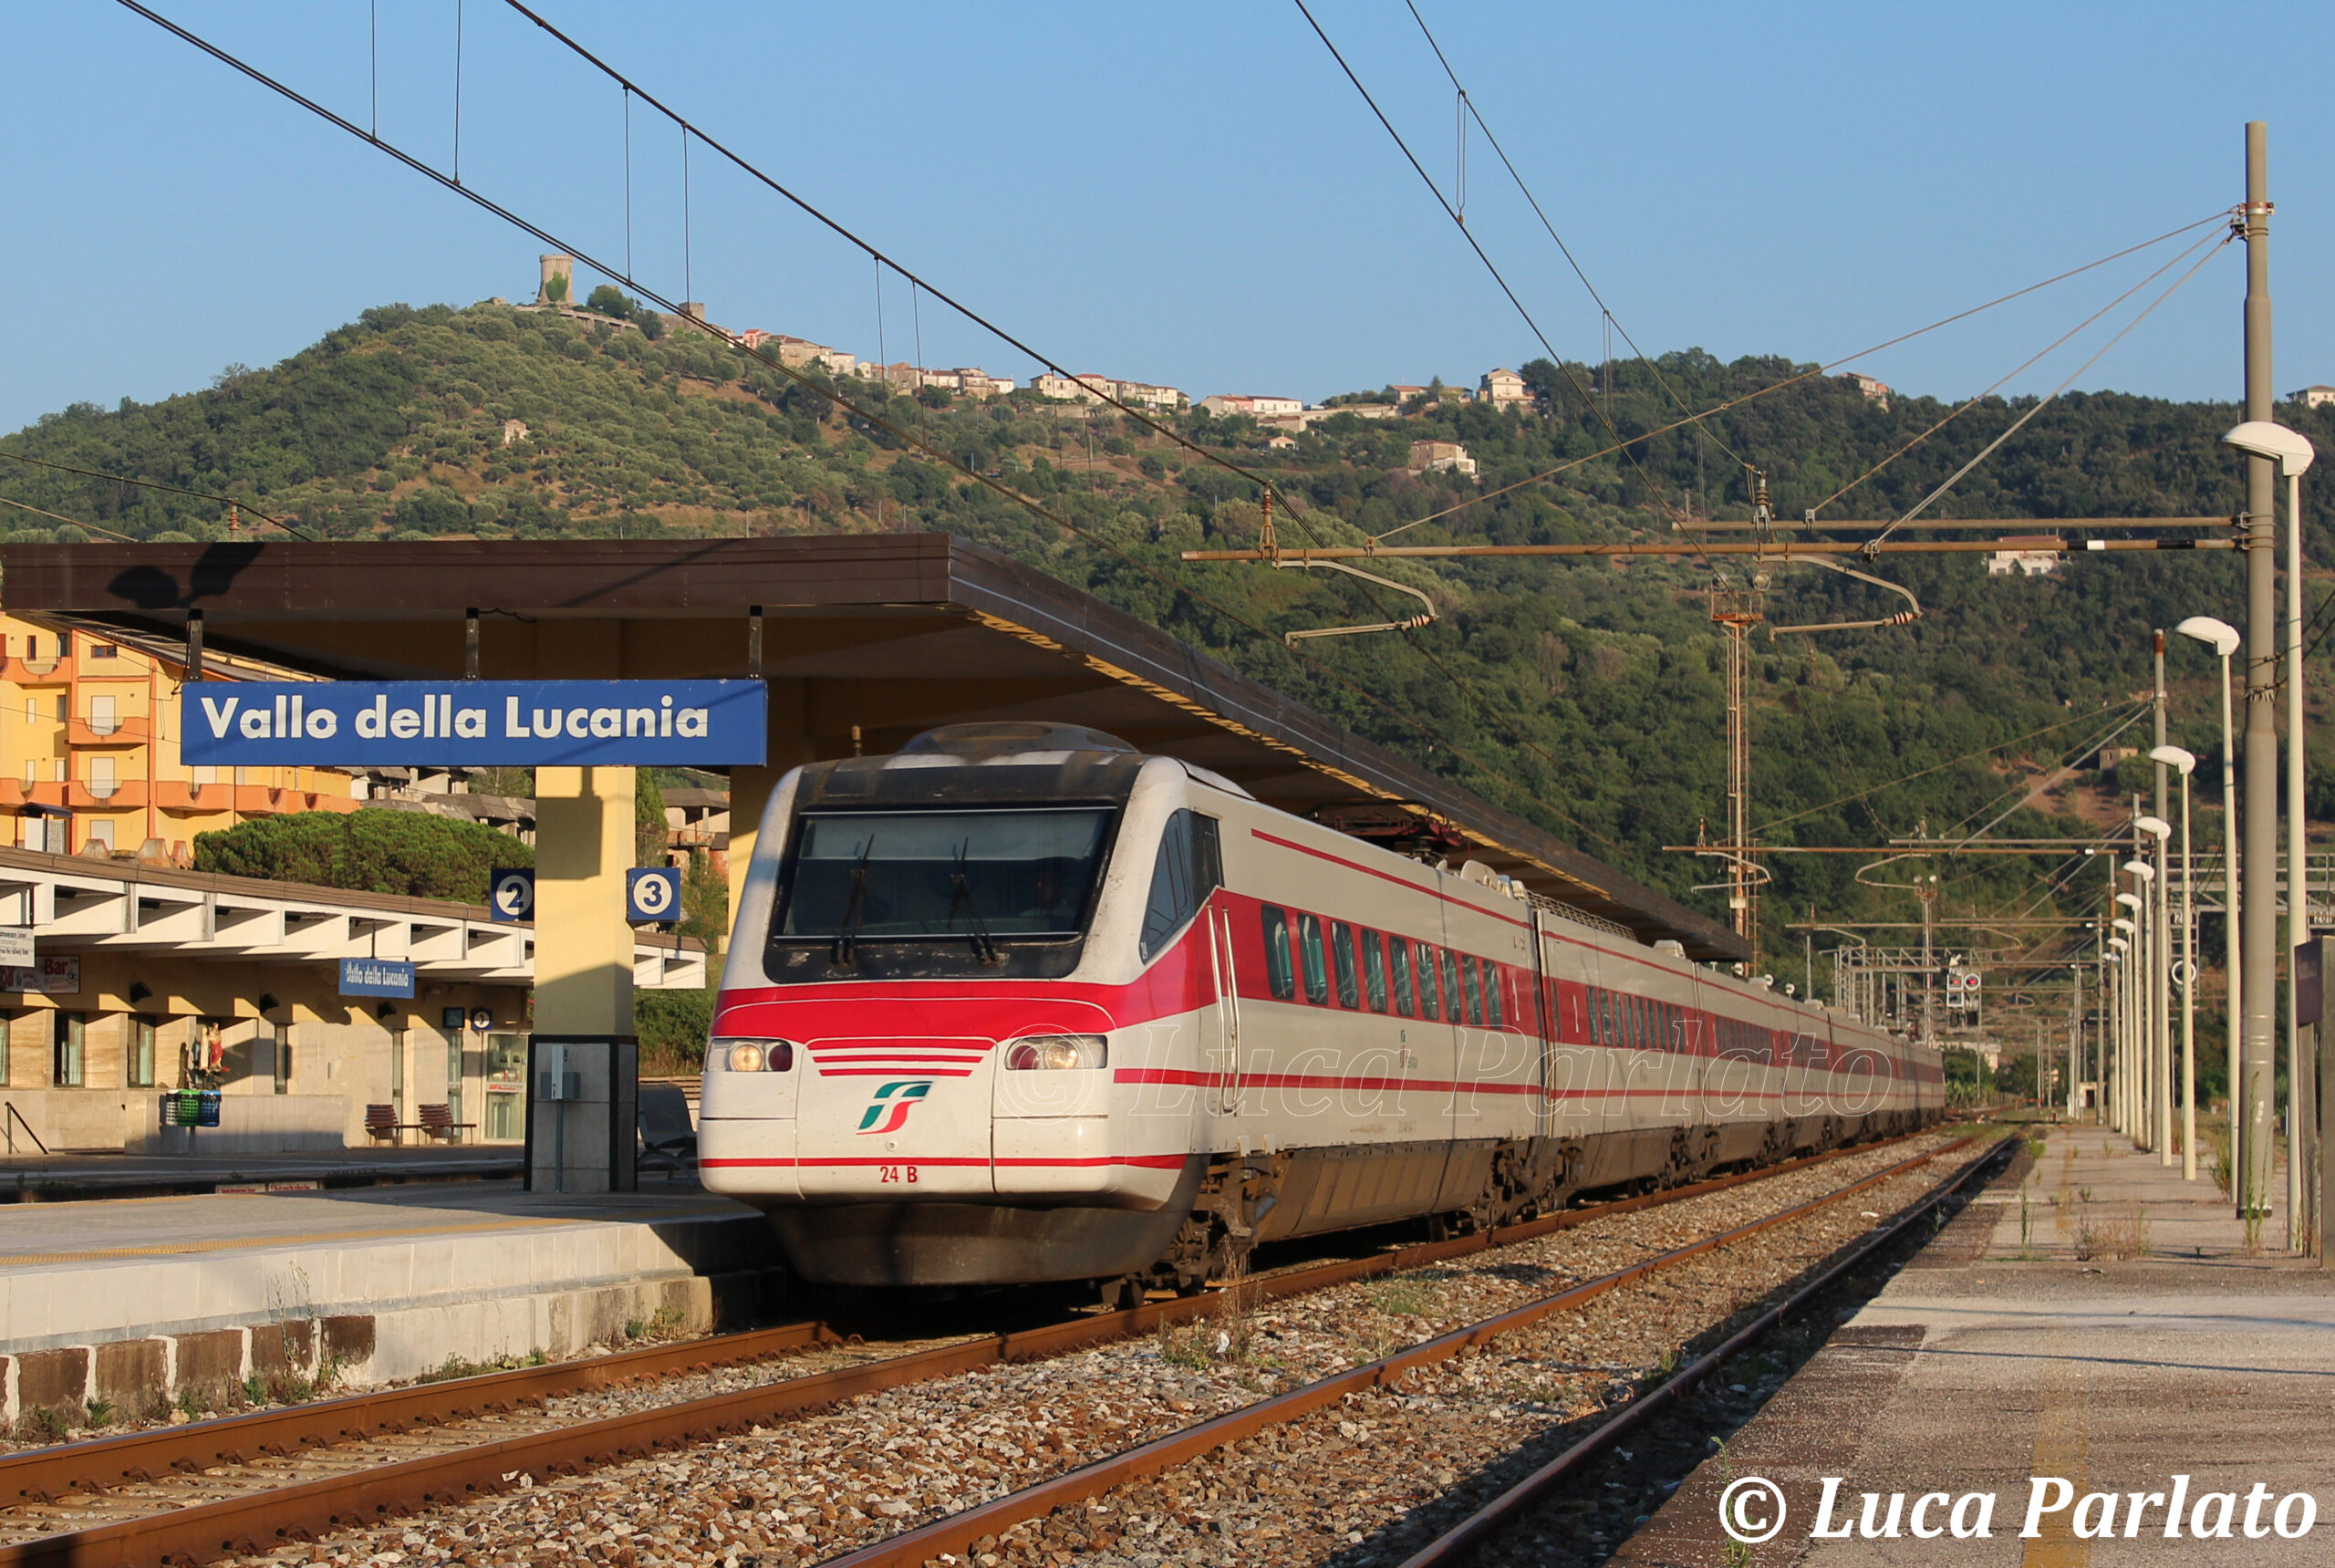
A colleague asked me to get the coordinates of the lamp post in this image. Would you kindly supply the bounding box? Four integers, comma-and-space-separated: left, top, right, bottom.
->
2177, 615, 2243, 1184
2153, 748, 2200, 1179
2213, 422, 2307, 1242
2133, 829, 2173, 1165
2116, 895, 2146, 1143
2110, 929, 2133, 1133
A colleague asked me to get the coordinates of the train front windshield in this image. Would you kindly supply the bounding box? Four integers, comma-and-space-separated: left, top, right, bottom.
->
778, 808, 1114, 941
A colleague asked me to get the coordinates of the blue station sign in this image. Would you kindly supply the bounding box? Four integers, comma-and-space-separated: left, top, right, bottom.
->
182, 680, 766, 766
339, 958, 418, 998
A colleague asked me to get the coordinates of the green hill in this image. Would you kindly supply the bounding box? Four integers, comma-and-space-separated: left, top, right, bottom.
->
5, 295, 2324, 1037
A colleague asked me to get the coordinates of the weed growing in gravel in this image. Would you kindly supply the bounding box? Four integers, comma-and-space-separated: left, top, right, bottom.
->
82, 1397, 116, 1428
15, 1406, 69, 1444
1367, 1272, 1442, 1319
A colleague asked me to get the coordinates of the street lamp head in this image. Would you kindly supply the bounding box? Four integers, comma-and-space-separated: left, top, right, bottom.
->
2108, 937, 2128, 952
2175, 615, 2241, 658
2133, 816, 2172, 840
2147, 745, 2196, 777
2222, 420, 2316, 477
2122, 860, 2155, 882
2114, 897, 2142, 916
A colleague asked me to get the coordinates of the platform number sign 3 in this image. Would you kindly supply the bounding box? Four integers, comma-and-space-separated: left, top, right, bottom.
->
628, 867, 682, 925
489, 867, 535, 923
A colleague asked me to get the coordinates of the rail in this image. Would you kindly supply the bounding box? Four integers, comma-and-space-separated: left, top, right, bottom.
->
0, 1132, 1935, 1566
825, 1135, 1986, 1568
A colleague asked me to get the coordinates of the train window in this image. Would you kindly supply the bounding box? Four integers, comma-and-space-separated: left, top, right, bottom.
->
1332, 924, 1361, 1009
1299, 914, 1329, 1004
780, 807, 1112, 941
1441, 950, 1466, 1026
1362, 930, 1388, 1012
1139, 810, 1223, 961
1261, 907, 1295, 1000
1414, 940, 1440, 1020
1482, 960, 1504, 1026
1629, 994, 1645, 1050
1391, 939, 1416, 1016
1591, 987, 1606, 1045
1461, 956, 1484, 1025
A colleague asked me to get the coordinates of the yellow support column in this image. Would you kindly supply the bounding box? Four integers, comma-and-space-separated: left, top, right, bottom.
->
531, 763, 636, 1193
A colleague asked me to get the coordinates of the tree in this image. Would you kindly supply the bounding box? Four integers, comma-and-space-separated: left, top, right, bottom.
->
194, 810, 531, 903
544, 271, 569, 305
586, 284, 631, 317
635, 770, 669, 867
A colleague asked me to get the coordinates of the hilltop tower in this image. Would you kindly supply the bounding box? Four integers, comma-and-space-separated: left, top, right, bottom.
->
539, 254, 575, 306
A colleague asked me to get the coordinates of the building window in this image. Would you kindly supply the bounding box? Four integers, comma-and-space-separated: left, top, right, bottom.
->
86, 819, 114, 852
191, 766, 217, 785
90, 643, 117, 659
88, 756, 117, 798
272, 1024, 293, 1094
88, 694, 117, 734
129, 1018, 156, 1088
235, 767, 256, 786
53, 1012, 84, 1087
445, 1029, 465, 1135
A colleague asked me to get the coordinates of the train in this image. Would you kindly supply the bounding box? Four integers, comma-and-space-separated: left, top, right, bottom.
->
700, 722, 1942, 1300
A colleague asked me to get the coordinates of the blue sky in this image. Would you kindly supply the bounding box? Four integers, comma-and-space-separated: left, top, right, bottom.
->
5, 2, 2330, 435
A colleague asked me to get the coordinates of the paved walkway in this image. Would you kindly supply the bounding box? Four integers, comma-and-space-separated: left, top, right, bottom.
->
1615, 1123, 2332, 1564
0, 1146, 525, 1200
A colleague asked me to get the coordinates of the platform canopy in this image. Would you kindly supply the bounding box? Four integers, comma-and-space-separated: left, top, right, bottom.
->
1, 535, 1748, 962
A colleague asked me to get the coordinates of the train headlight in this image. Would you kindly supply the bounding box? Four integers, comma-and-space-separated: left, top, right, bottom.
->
714, 1038, 794, 1073
1003, 1033, 1107, 1071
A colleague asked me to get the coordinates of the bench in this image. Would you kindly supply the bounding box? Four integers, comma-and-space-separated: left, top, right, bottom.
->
364, 1103, 428, 1145
420, 1102, 478, 1144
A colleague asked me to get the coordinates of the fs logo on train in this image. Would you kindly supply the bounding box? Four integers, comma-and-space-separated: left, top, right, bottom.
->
857, 1081, 935, 1135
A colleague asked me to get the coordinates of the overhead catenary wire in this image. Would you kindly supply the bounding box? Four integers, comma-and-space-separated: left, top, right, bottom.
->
0, 449, 314, 540
488, 0, 1297, 525
1365, 211, 2233, 546
1863, 231, 2235, 551
1802, 227, 2231, 522
0, 493, 140, 543
109, 0, 1637, 857
1400, 0, 1758, 477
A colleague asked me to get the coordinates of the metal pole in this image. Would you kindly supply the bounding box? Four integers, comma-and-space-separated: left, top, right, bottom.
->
2222, 645, 2242, 1178
2183, 769, 2198, 1179
2155, 633, 2174, 1163
2239, 120, 2278, 1220
2288, 464, 2312, 1250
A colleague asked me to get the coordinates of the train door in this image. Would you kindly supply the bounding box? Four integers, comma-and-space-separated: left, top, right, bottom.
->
1528, 909, 1553, 1138
1206, 899, 1241, 1117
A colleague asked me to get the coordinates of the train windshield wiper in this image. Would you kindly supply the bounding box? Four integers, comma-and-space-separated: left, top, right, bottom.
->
830, 836, 876, 969
947, 841, 1004, 966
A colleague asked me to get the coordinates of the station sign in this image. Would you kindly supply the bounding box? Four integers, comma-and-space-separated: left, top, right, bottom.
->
489, 867, 536, 923
181, 680, 766, 766
339, 958, 418, 998
627, 867, 681, 924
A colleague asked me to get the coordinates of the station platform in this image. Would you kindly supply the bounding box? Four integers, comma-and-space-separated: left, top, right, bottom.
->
0, 1146, 523, 1203
1622, 1124, 2335, 1563
0, 1179, 774, 1422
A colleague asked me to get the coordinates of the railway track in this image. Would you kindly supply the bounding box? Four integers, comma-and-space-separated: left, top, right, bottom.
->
819, 1133, 1996, 1567
0, 1130, 1950, 1568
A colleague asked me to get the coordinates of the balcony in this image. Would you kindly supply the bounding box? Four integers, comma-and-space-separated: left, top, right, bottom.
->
67, 715, 150, 748
0, 780, 68, 811
2, 655, 73, 683
67, 780, 147, 810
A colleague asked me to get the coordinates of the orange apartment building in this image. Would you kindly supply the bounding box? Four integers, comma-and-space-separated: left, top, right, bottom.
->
2, 614, 361, 862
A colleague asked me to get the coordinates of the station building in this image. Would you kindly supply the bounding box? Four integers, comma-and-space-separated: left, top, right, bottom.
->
1, 611, 360, 861
0, 840, 705, 1153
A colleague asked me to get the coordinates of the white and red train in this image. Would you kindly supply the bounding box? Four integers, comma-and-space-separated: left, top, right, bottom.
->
700, 723, 1941, 1295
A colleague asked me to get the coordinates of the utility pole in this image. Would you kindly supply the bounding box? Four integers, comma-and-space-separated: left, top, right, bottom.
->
2239, 121, 2278, 1221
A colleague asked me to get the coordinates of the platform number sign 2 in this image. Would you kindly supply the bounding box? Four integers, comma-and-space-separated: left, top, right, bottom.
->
489, 868, 535, 924
628, 867, 682, 925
